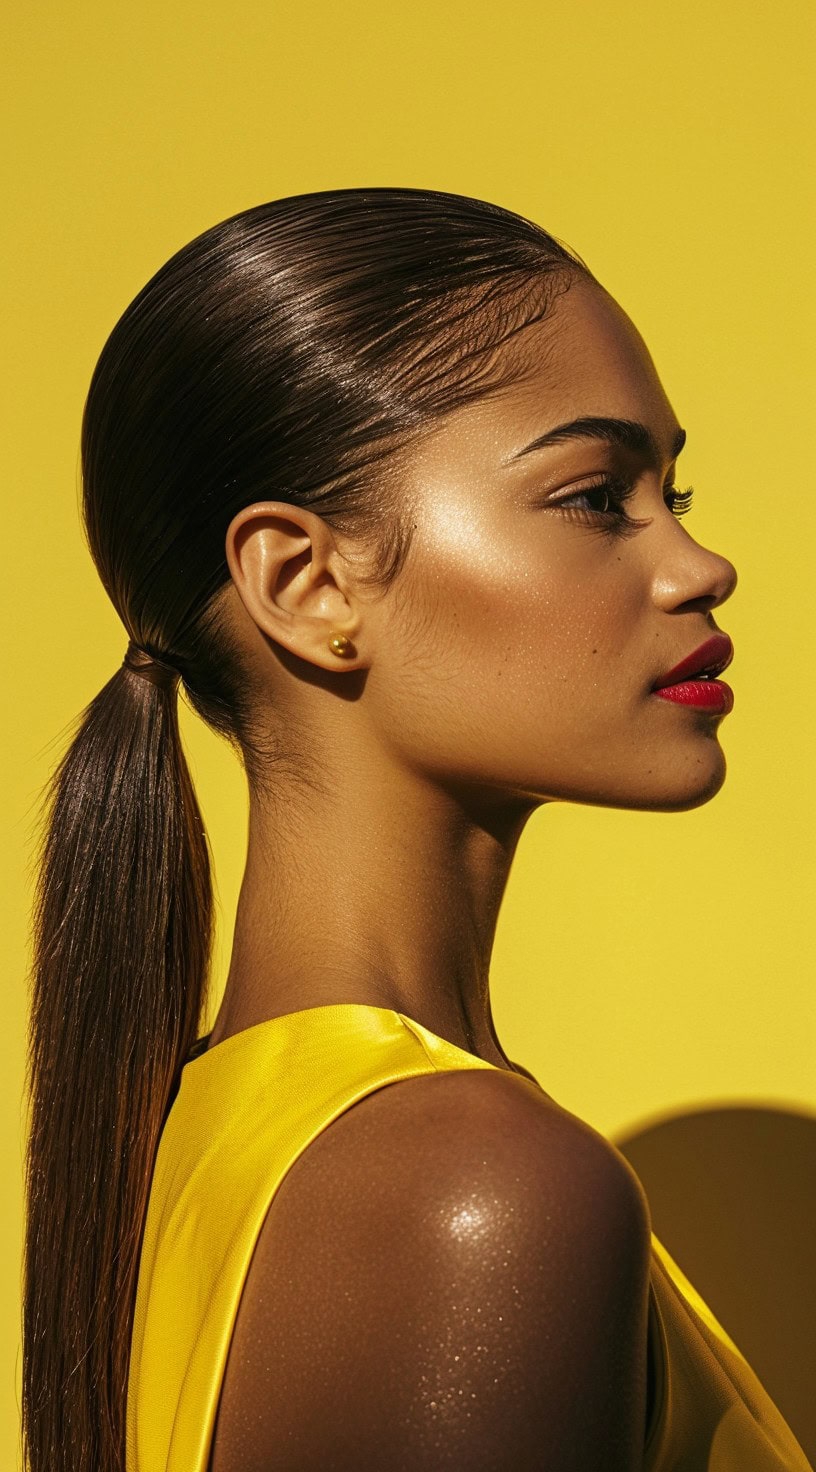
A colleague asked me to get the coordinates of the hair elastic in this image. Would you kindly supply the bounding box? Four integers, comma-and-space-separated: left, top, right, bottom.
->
122, 640, 180, 691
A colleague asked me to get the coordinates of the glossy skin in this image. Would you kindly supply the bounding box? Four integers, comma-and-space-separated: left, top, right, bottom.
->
205, 276, 737, 1469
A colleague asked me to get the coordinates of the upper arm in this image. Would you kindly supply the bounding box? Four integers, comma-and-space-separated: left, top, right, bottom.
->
212, 1070, 653, 1472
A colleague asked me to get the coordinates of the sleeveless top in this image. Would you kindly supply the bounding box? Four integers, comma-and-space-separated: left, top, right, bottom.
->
125, 1003, 813, 1472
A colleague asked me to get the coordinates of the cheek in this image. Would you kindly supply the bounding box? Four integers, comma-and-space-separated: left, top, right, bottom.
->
378, 521, 644, 777
428, 520, 640, 694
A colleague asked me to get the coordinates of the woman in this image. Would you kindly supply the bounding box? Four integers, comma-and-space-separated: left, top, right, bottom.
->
23, 188, 812, 1472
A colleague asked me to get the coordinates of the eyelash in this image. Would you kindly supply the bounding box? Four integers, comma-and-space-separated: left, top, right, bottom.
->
551, 475, 695, 537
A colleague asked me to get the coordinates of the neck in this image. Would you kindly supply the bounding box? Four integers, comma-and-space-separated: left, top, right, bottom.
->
209, 747, 537, 1073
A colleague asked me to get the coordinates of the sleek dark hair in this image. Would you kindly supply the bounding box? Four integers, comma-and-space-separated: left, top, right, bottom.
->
23, 187, 591, 1472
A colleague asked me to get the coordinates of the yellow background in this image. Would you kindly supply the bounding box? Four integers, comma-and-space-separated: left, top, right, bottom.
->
3, 0, 814, 1462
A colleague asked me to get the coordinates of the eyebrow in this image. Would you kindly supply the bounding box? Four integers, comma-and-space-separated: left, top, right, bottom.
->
507, 416, 687, 465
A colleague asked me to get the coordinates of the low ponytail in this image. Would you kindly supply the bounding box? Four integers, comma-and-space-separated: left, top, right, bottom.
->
23, 657, 213, 1471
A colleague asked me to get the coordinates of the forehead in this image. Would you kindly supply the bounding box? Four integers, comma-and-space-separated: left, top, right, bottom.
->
409, 276, 680, 471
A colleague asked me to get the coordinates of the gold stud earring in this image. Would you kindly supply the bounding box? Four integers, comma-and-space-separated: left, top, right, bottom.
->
328, 632, 355, 658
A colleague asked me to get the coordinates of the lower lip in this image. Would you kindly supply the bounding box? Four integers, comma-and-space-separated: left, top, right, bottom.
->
653, 679, 734, 713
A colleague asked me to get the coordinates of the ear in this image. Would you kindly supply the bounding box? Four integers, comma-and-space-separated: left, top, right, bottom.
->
225, 502, 366, 672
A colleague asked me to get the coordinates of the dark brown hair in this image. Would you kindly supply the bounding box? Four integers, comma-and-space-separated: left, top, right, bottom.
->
23, 187, 590, 1472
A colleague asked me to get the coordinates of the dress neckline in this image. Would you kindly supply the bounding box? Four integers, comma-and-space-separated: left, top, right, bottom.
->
185, 1001, 516, 1078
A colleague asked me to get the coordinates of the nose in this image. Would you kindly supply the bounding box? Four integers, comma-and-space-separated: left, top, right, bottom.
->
650, 526, 738, 615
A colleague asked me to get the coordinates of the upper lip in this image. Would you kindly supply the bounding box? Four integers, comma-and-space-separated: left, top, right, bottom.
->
652, 633, 734, 690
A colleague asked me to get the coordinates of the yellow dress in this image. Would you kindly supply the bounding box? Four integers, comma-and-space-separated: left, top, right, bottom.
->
125, 1004, 813, 1472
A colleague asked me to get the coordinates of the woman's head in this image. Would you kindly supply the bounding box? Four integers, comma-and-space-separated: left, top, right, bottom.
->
83, 187, 735, 818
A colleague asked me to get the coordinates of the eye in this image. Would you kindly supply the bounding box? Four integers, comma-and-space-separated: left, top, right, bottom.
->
548, 475, 646, 538
549, 476, 696, 529
562, 483, 619, 514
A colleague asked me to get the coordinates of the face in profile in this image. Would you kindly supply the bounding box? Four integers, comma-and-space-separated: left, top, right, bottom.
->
363, 275, 738, 815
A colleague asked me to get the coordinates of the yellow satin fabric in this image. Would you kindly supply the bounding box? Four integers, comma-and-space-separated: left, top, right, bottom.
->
126, 1004, 812, 1472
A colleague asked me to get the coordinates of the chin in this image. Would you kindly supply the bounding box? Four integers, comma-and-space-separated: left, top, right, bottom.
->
629, 747, 729, 814
569, 744, 729, 815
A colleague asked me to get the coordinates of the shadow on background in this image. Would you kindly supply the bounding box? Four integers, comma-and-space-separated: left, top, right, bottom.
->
612, 1105, 816, 1464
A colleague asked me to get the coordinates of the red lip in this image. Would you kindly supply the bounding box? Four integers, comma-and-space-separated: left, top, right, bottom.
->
652, 633, 734, 691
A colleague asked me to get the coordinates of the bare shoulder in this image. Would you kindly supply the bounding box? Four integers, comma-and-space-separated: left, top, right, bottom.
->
278, 1066, 652, 1259
211, 1069, 653, 1472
